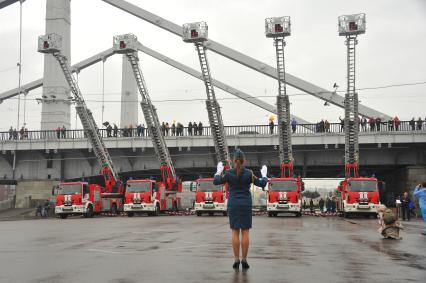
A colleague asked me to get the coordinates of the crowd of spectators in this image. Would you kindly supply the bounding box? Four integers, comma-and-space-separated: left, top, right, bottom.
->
3, 116, 426, 140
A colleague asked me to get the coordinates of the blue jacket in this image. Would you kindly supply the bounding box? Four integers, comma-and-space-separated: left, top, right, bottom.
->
213, 168, 268, 206
413, 186, 426, 208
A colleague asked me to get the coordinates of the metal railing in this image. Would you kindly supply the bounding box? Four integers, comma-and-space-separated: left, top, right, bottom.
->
1, 121, 425, 141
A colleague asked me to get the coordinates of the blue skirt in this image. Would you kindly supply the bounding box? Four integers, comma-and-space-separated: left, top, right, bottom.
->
228, 197, 252, 229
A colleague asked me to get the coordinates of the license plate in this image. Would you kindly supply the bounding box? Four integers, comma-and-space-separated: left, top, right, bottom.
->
203, 204, 214, 209
278, 204, 289, 209
132, 204, 142, 208
62, 207, 73, 211
358, 205, 369, 209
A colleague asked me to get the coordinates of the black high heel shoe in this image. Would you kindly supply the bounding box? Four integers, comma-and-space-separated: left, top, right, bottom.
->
232, 260, 240, 269
241, 259, 250, 269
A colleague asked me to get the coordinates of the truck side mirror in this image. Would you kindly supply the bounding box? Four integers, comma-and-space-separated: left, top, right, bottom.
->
378, 182, 386, 192
301, 182, 305, 192
52, 185, 57, 196
190, 183, 196, 192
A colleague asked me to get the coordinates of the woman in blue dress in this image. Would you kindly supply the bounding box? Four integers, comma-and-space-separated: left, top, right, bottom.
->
214, 149, 268, 269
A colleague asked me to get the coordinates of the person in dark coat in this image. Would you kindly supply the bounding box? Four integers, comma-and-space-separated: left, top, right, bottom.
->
214, 149, 268, 269
400, 191, 411, 221
188, 122, 193, 136
309, 199, 314, 213
193, 121, 198, 136
198, 121, 203, 136
319, 198, 325, 212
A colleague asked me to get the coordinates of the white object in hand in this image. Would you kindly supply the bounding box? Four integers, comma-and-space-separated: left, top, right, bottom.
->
261, 165, 267, 178
215, 162, 224, 175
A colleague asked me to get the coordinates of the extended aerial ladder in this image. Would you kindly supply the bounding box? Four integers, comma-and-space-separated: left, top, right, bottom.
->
38, 34, 122, 195
113, 34, 178, 191
336, 14, 382, 217
264, 17, 304, 217
182, 22, 230, 169
338, 14, 364, 178
265, 17, 293, 178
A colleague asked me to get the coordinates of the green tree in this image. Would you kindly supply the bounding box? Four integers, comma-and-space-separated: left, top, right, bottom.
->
302, 190, 320, 199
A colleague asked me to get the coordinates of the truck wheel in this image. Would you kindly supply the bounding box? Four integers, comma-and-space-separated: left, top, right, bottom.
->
208, 212, 214, 216
127, 212, 134, 217
60, 214, 68, 219
268, 212, 273, 217
153, 203, 160, 216
111, 203, 118, 215
223, 211, 228, 216
84, 205, 93, 218
343, 212, 349, 218
295, 212, 302, 217
196, 211, 202, 217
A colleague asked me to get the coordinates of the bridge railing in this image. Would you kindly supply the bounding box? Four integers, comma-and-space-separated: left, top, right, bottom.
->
0, 121, 424, 141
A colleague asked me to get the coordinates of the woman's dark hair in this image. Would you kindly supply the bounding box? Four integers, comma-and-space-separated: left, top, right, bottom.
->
233, 149, 245, 177
422, 182, 426, 188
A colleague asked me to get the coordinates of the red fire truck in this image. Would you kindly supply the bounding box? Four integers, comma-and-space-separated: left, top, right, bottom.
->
267, 165, 304, 217
194, 178, 228, 216
264, 17, 304, 217
113, 34, 182, 217
38, 34, 125, 219
337, 176, 382, 217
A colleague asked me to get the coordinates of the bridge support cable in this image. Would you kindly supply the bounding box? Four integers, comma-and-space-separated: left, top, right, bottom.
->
183, 22, 230, 167
101, 0, 390, 120
38, 34, 119, 184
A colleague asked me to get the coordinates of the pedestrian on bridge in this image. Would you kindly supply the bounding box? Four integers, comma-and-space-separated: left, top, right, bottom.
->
193, 121, 198, 136
339, 117, 344, 132
394, 116, 400, 131
113, 124, 118, 137
269, 120, 274, 134
361, 117, 367, 131
413, 182, 426, 235
188, 122, 193, 136
198, 121, 203, 136
375, 117, 382, 131
410, 118, 416, 131
369, 117, 375, 131
291, 118, 297, 133
213, 149, 268, 269
416, 117, 423, 130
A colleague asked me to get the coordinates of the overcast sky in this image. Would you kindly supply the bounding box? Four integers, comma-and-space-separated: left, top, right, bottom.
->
0, 0, 425, 131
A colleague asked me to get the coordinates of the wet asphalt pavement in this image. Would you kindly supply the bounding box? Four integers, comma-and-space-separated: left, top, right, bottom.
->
0, 215, 425, 283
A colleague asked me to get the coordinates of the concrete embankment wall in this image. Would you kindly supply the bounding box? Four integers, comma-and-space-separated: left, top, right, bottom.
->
15, 180, 59, 208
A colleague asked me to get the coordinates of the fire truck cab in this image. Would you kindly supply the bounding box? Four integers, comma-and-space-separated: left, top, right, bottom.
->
54, 182, 102, 219
124, 180, 158, 217
194, 178, 228, 216
337, 177, 382, 217
266, 178, 304, 217
124, 179, 182, 217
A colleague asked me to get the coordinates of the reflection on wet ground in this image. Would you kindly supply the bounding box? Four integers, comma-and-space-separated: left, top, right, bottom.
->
0, 216, 424, 282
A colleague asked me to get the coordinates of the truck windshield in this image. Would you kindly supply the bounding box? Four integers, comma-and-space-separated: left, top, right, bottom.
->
126, 182, 151, 192
348, 180, 377, 192
197, 181, 222, 192
270, 180, 297, 192
58, 184, 82, 195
